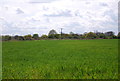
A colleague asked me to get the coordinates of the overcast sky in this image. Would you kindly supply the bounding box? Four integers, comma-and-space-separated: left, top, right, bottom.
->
0, 0, 119, 36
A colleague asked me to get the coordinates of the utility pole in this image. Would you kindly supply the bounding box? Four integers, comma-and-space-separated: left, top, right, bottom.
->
60, 28, 63, 39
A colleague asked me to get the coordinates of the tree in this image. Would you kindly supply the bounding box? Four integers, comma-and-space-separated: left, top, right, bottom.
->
41, 35, 48, 39
18, 36, 25, 40
112, 35, 117, 39
79, 34, 84, 39
105, 31, 114, 36
48, 29, 57, 35
2, 35, 11, 41
24, 35, 32, 40
54, 34, 60, 39
85, 32, 97, 39
48, 29, 57, 39
95, 32, 103, 38
33, 34, 39, 40
61, 34, 70, 39
13, 35, 25, 40
72, 34, 79, 39
70, 32, 74, 35
105, 31, 115, 39
99, 33, 106, 39
48, 34, 55, 39
14, 35, 19, 40
68, 32, 74, 39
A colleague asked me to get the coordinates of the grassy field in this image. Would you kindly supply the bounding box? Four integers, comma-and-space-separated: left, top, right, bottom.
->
2, 39, 118, 79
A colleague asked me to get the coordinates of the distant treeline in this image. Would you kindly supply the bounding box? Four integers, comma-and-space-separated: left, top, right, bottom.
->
1, 29, 120, 41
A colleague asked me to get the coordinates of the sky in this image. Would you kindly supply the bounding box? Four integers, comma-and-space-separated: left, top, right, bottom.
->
0, 0, 119, 36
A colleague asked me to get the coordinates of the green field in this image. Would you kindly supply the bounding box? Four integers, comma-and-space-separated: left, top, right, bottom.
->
2, 39, 118, 79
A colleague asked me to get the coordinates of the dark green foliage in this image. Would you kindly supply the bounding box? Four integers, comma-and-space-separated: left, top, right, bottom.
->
18, 36, 25, 40
61, 34, 71, 39
40, 35, 48, 39
1, 30, 119, 41
2, 35, 11, 41
105, 31, 114, 36
98, 33, 106, 39
48, 30, 59, 39
67, 35, 73, 39
48, 29, 57, 35
14, 35, 19, 40
69, 32, 74, 35
24, 35, 32, 40
48, 34, 55, 39
85, 32, 97, 39
54, 34, 60, 39
33, 34, 39, 40
72, 34, 80, 39
104, 31, 116, 39
14, 35, 24, 40
48, 34, 60, 39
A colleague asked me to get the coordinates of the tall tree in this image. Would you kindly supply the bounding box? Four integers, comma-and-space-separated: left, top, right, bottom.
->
33, 34, 39, 40
48, 29, 57, 35
24, 35, 32, 40
85, 32, 97, 39
70, 32, 74, 35
48, 29, 57, 39
41, 35, 48, 39
105, 31, 115, 39
99, 33, 106, 39
14, 35, 19, 40
105, 31, 114, 36
18, 36, 25, 40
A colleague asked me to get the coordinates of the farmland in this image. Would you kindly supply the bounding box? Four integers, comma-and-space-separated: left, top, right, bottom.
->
2, 39, 118, 79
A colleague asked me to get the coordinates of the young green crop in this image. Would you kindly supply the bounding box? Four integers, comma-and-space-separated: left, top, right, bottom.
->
2, 39, 118, 79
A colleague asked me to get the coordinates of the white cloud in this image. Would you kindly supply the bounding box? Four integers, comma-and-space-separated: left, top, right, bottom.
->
16, 8, 24, 14
0, 0, 119, 35
29, 0, 58, 3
